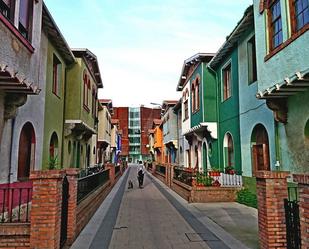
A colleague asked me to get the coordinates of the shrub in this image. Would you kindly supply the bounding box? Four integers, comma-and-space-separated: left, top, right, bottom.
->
237, 188, 257, 209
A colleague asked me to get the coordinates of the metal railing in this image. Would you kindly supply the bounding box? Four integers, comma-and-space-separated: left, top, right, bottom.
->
115, 165, 120, 176
0, 185, 33, 223
172, 167, 243, 187
78, 164, 104, 178
173, 167, 194, 186
155, 164, 166, 176
77, 169, 110, 203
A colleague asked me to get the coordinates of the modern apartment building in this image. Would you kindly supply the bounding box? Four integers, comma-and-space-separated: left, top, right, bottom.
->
113, 106, 160, 163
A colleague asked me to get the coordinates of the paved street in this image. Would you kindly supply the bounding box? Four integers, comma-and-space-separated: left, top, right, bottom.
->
71, 164, 258, 249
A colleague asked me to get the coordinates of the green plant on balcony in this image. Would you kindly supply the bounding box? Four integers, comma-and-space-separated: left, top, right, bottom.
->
208, 167, 221, 177
48, 155, 59, 170
225, 165, 235, 175
196, 172, 213, 186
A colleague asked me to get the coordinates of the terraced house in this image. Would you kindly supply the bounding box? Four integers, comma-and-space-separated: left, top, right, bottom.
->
63, 49, 103, 169
255, 0, 309, 173
0, 0, 42, 184
177, 53, 218, 171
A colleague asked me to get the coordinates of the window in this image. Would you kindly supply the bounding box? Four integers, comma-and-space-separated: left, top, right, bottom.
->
0, 0, 13, 21
222, 63, 232, 100
195, 78, 200, 110
184, 100, 189, 120
223, 133, 234, 168
92, 88, 96, 117
191, 84, 195, 111
18, 0, 33, 40
248, 36, 257, 84
52, 55, 62, 96
83, 71, 90, 111
291, 0, 309, 32
268, 0, 283, 50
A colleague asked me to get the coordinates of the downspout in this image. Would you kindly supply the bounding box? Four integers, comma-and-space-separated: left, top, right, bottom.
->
207, 64, 220, 171
274, 120, 282, 170
61, 68, 68, 168
8, 118, 15, 184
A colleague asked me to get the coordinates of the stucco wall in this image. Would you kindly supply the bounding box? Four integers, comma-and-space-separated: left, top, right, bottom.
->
253, 0, 309, 92
217, 50, 242, 173
10, 28, 48, 182
238, 30, 276, 177
41, 40, 67, 169
163, 108, 177, 144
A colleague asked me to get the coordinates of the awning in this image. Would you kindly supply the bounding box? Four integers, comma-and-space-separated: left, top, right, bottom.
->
0, 65, 40, 94
256, 69, 309, 99
183, 122, 217, 139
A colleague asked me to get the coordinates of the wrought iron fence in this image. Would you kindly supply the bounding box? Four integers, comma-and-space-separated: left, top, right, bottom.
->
156, 164, 166, 175
173, 167, 194, 186
284, 198, 301, 249
0, 184, 33, 223
78, 164, 104, 178
77, 169, 109, 203
115, 165, 121, 176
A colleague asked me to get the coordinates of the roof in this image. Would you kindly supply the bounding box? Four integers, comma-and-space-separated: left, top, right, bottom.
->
173, 98, 182, 112
42, 3, 75, 65
153, 119, 162, 125
99, 99, 113, 114
208, 5, 254, 69
177, 53, 215, 91
162, 100, 178, 115
111, 119, 119, 125
256, 69, 309, 99
0, 65, 40, 94
72, 48, 103, 88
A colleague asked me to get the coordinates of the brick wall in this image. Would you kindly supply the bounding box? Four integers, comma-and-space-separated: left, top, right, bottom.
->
171, 179, 192, 201
293, 174, 309, 249
29, 170, 65, 249
76, 181, 111, 237
190, 186, 239, 203
256, 171, 289, 249
0, 223, 30, 248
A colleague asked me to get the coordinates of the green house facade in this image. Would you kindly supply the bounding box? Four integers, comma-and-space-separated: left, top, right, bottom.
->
63, 49, 103, 169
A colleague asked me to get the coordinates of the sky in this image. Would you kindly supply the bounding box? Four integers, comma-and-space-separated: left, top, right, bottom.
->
44, 0, 252, 107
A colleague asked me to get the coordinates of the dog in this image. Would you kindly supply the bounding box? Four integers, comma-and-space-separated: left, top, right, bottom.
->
128, 180, 133, 189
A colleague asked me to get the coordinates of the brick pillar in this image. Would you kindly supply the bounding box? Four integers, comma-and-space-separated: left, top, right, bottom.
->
65, 168, 79, 245
106, 163, 115, 186
293, 174, 309, 249
30, 170, 65, 249
256, 171, 289, 249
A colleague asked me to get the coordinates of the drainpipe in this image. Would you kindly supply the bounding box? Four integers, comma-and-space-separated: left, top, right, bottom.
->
207, 64, 220, 170
61, 68, 68, 168
274, 120, 282, 170
8, 118, 15, 184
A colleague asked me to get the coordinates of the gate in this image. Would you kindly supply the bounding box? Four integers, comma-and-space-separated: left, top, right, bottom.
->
60, 176, 69, 248
284, 199, 301, 249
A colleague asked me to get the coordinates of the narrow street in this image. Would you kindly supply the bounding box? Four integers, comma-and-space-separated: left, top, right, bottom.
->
71, 165, 257, 249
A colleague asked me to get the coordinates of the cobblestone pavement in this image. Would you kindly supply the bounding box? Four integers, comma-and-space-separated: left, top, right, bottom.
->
71, 164, 257, 249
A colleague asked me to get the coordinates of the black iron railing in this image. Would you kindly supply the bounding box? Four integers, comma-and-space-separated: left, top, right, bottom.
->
115, 165, 120, 176
78, 164, 104, 178
284, 198, 301, 249
173, 167, 194, 186
77, 169, 109, 203
0, 185, 33, 223
156, 164, 166, 175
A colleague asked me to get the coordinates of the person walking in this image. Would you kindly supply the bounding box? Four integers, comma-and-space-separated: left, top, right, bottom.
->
137, 162, 145, 188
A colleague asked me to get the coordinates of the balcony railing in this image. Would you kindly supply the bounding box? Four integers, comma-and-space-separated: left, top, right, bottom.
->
77, 169, 109, 203
0, 182, 33, 223
173, 166, 194, 186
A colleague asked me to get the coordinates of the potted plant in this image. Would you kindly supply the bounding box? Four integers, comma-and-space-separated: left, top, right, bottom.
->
208, 168, 220, 177
225, 166, 235, 175
48, 155, 59, 170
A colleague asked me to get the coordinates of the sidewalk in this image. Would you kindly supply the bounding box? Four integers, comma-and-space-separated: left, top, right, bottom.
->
70, 164, 258, 249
